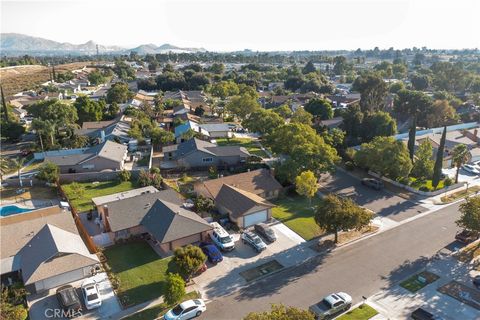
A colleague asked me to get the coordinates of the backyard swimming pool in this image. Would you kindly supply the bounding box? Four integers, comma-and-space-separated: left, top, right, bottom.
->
0, 205, 33, 217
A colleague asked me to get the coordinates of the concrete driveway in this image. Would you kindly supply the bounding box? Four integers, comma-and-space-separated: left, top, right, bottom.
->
320, 170, 428, 222
194, 221, 308, 300
27, 272, 121, 320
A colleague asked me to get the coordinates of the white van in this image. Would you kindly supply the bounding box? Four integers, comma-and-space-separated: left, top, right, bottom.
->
209, 222, 235, 251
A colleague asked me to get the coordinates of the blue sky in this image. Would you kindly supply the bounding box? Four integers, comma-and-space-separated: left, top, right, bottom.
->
1, 0, 479, 51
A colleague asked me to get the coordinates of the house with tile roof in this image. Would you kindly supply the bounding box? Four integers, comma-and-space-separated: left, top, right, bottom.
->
0, 206, 99, 293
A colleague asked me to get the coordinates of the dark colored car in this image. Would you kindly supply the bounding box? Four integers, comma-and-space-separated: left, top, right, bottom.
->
56, 285, 82, 317
361, 178, 384, 190
455, 229, 479, 244
411, 308, 442, 320
199, 243, 223, 263
473, 275, 480, 289
254, 223, 277, 242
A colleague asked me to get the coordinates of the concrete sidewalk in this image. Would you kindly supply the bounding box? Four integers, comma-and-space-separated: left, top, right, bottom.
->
369, 253, 479, 320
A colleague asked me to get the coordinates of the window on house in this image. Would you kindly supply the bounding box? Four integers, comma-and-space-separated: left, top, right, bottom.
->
82, 164, 95, 170
202, 157, 213, 163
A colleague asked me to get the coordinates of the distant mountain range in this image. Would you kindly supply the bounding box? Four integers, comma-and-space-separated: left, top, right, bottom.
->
0, 33, 206, 56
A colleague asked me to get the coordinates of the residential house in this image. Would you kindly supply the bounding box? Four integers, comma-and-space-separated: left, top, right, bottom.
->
199, 123, 233, 138
0, 206, 99, 293
194, 168, 283, 201
44, 140, 128, 173
96, 188, 212, 254
174, 120, 210, 143
162, 138, 250, 169
75, 117, 131, 144
318, 116, 344, 129
194, 169, 282, 227
215, 184, 275, 228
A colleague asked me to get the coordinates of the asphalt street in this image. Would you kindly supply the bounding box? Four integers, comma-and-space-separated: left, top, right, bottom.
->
320, 170, 428, 222
202, 202, 463, 319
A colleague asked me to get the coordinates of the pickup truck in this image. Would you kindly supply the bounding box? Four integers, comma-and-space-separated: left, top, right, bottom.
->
309, 292, 352, 319
455, 229, 479, 244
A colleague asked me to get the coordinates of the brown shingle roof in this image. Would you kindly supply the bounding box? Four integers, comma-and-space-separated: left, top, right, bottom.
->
194, 169, 282, 199
215, 184, 274, 219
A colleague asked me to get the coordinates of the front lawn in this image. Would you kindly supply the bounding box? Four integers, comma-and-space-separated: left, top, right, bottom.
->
408, 177, 445, 191
103, 241, 179, 307
272, 195, 323, 240
400, 271, 440, 293
215, 137, 268, 158
62, 180, 137, 212
337, 304, 378, 320
123, 291, 201, 320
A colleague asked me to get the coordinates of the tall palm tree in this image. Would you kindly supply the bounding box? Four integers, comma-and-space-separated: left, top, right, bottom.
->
0, 157, 11, 180
11, 157, 25, 180
452, 144, 470, 183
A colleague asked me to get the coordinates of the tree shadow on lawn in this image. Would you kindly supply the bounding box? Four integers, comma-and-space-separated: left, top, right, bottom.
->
202, 241, 330, 301
118, 281, 169, 308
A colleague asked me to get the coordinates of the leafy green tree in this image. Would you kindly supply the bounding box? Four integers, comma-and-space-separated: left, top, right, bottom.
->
354, 136, 412, 180
456, 196, 480, 232
362, 111, 397, 141
243, 304, 314, 320
432, 126, 447, 188
410, 74, 430, 91
389, 81, 405, 93
150, 127, 174, 148
113, 60, 135, 80
315, 194, 373, 243
411, 140, 434, 180
273, 105, 292, 119
210, 81, 239, 99
156, 71, 187, 91
163, 273, 186, 305
407, 115, 417, 162
137, 169, 162, 189
304, 98, 333, 120
118, 169, 131, 182
302, 61, 316, 74
173, 245, 207, 280
426, 100, 458, 127
87, 70, 106, 85
37, 162, 59, 184
74, 96, 104, 124
0, 120, 25, 142
105, 102, 120, 119
194, 195, 214, 213
333, 56, 352, 75
452, 144, 469, 183
320, 128, 345, 150
295, 171, 318, 205
352, 73, 388, 112
1, 85, 9, 122
225, 94, 261, 119
106, 82, 133, 104
181, 129, 198, 141
242, 109, 284, 136
26, 99, 78, 125
290, 108, 313, 125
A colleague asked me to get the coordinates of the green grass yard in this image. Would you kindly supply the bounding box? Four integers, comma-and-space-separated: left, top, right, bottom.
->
62, 180, 137, 212
215, 137, 268, 158
103, 241, 179, 307
272, 195, 323, 240
337, 304, 378, 320
408, 177, 445, 191
400, 271, 440, 293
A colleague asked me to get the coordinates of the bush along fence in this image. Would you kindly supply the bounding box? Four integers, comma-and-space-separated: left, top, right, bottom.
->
368, 171, 465, 196
57, 183, 98, 254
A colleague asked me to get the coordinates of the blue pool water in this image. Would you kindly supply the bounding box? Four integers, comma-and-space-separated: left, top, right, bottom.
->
0, 205, 33, 217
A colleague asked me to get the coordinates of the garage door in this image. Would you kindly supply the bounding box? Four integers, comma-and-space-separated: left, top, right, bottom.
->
243, 210, 267, 228
34, 268, 85, 292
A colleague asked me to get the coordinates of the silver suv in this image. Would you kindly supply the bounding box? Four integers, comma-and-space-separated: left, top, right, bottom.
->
241, 231, 267, 252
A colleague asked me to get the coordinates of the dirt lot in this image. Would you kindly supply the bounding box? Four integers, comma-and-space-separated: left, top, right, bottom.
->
0, 62, 91, 96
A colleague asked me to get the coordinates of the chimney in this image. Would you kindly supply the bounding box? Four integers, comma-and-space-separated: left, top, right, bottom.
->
100, 130, 106, 143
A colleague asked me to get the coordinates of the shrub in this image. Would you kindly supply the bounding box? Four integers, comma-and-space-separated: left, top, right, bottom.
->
344, 161, 355, 171
444, 177, 453, 187
419, 186, 430, 192
163, 273, 186, 305
118, 169, 131, 182
173, 245, 207, 280
398, 176, 410, 186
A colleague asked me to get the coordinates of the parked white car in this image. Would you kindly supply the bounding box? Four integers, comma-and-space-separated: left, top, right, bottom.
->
164, 299, 206, 320
209, 222, 235, 251
81, 279, 102, 310
462, 164, 480, 175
